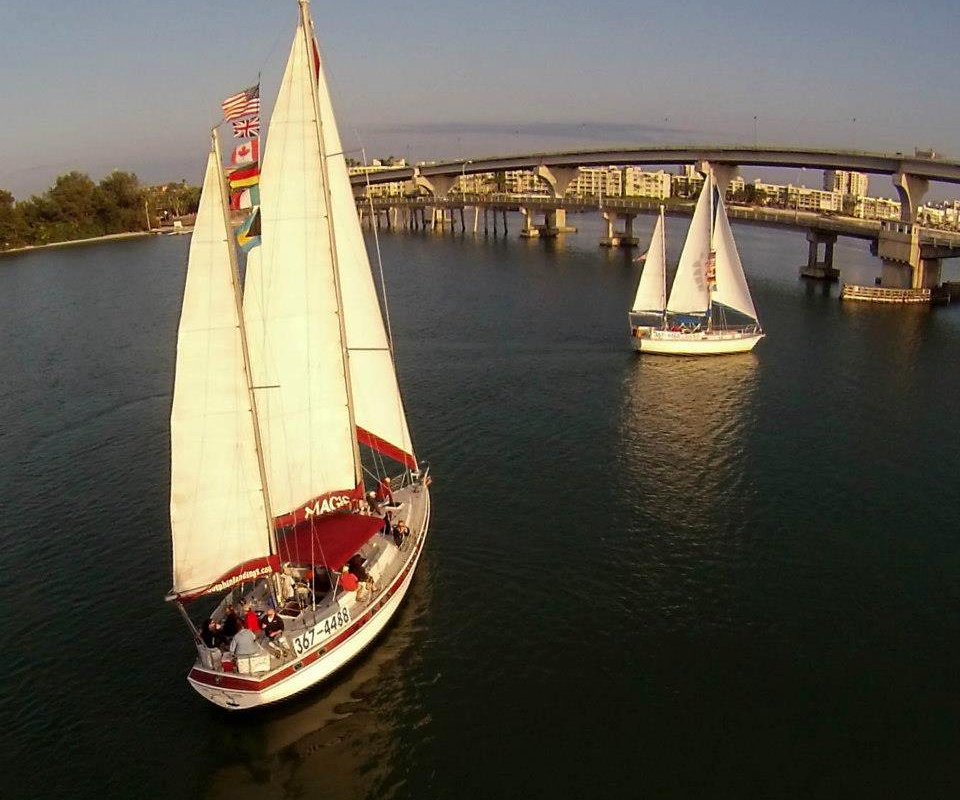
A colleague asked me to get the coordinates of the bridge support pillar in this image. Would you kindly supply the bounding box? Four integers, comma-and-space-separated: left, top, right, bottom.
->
600, 212, 639, 247
872, 222, 943, 292
542, 207, 577, 237
698, 161, 739, 196
535, 166, 579, 199
892, 171, 929, 223
414, 173, 457, 202
800, 230, 839, 281
519, 207, 540, 238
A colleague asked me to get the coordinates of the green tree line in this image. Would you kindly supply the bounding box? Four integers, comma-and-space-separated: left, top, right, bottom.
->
0, 171, 200, 251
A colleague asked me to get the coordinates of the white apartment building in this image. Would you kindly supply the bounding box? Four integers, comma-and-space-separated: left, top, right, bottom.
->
784, 185, 843, 213
917, 205, 946, 227
348, 160, 409, 198
505, 170, 547, 195
565, 167, 623, 198
852, 196, 901, 221
623, 168, 672, 199
823, 169, 869, 197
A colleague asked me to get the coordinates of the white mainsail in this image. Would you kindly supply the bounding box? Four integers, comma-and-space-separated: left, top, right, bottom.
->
712, 195, 759, 322
666, 174, 712, 316
309, 20, 416, 468
170, 147, 270, 596
243, 17, 360, 521
631, 209, 667, 315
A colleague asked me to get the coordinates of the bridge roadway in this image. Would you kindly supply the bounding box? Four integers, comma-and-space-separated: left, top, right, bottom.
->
360, 193, 960, 252
350, 146, 960, 189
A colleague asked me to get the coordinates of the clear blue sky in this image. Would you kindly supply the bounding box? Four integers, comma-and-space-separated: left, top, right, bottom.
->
2, 0, 959, 199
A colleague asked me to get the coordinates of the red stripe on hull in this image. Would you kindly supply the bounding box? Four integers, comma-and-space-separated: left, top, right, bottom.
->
357, 427, 417, 470
189, 529, 425, 694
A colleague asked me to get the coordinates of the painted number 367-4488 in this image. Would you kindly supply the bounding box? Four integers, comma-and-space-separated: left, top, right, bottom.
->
292, 607, 351, 655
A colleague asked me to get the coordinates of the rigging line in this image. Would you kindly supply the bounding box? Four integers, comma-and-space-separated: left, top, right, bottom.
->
356, 137, 396, 355
258, 18, 288, 88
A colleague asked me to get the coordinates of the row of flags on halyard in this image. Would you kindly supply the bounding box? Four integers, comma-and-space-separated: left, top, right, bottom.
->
222, 85, 262, 252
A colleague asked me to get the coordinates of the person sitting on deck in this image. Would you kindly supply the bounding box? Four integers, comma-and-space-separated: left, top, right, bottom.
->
375, 476, 394, 506
347, 554, 369, 582
393, 519, 409, 548
220, 604, 240, 640
243, 603, 262, 634
229, 626, 259, 657
260, 607, 287, 656
339, 565, 359, 593
200, 618, 223, 649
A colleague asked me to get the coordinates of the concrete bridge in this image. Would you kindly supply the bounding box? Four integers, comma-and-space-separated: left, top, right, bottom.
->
351, 146, 960, 296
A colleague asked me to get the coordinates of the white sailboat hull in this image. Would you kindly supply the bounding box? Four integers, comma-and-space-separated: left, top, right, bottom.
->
187, 488, 430, 710
631, 328, 764, 355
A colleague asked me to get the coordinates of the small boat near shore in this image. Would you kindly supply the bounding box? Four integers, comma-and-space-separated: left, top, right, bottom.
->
166, 0, 431, 710
629, 175, 764, 355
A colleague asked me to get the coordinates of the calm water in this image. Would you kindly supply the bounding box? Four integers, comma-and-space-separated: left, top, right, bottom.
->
2, 216, 960, 798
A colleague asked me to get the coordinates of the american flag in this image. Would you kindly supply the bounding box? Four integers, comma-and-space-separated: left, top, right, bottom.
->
221, 85, 260, 122
232, 116, 260, 139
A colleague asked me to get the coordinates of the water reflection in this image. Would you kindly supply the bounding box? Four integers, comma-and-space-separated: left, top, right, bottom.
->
202, 559, 434, 800
838, 300, 931, 378
618, 354, 760, 530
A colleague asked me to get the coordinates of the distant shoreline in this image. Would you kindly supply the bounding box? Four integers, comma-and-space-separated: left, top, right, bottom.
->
0, 230, 160, 258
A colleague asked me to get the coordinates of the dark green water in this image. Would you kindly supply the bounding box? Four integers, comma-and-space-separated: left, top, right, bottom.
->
2, 216, 959, 799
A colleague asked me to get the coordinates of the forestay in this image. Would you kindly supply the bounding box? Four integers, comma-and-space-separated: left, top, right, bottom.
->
666, 175, 712, 316
170, 149, 270, 597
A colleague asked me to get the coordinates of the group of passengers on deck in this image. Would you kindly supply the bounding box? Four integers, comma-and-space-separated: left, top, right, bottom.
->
198, 506, 411, 662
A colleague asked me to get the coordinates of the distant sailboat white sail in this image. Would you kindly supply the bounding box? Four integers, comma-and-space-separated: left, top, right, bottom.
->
711, 194, 759, 322
168, 0, 432, 710
666, 176, 713, 317
630, 206, 667, 318
628, 172, 764, 355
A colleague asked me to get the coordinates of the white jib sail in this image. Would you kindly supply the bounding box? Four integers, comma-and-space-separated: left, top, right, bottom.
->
711, 195, 759, 322
243, 20, 358, 519
311, 24, 415, 467
666, 175, 712, 315
170, 149, 269, 596
631, 211, 667, 314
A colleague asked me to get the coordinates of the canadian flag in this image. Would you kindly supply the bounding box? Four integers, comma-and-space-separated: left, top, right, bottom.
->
230, 140, 259, 166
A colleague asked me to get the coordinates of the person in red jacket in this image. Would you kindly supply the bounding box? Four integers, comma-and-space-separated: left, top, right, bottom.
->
374, 476, 394, 506
243, 603, 262, 633
339, 565, 359, 592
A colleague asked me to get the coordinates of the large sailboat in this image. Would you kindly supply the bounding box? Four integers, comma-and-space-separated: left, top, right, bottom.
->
166, 0, 431, 710
629, 174, 764, 355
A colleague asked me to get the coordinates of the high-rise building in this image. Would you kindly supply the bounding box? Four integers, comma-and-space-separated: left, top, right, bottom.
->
823, 169, 869, 197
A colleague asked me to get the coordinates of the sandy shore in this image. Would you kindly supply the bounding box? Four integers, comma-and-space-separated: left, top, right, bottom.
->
0, 230, 159, 257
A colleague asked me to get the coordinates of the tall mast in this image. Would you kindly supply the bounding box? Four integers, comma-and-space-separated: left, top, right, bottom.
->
707, 171, 714, 331
299, 0, 364, 490
212, 128, 279, 557
659, 204, 667, 329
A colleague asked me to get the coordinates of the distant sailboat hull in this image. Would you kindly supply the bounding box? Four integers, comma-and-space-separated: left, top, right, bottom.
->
631, 328, 764, 355
187, 488, 430, 710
